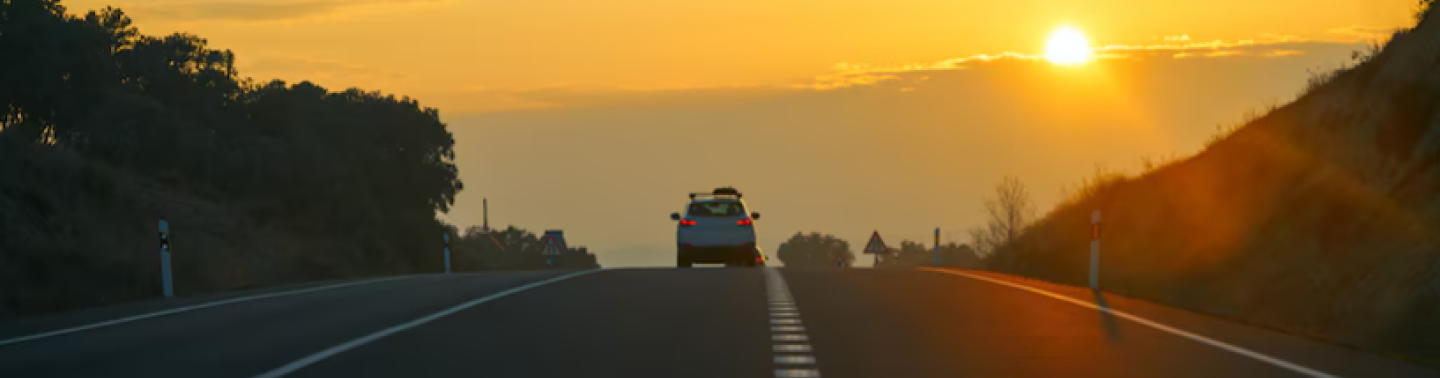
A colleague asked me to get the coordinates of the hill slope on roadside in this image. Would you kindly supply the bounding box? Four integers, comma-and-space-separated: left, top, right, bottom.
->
987, 7, 1440, 365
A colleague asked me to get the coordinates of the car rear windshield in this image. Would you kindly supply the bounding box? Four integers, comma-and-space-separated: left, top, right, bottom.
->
687, 202, 747, 217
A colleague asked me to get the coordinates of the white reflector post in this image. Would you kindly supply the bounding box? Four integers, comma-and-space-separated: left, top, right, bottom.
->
159, 219, 174, 298
933, 227, 941, 267
1090, 210, 1101, 290
443, 233, 452, 274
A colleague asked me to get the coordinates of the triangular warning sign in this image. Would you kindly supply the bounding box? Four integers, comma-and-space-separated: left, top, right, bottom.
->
542, 237, 562, 255
863, 231, 888, 254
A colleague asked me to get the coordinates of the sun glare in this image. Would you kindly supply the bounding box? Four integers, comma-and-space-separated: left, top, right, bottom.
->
1045, 27, 1093, 66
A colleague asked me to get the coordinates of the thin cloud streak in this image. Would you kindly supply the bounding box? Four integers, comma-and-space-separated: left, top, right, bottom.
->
112, 0, 443, 21
787, 35, 1358, 93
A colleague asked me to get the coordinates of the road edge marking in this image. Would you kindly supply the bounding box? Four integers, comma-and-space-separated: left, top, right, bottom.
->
0, 275, 424, 347
251, 269, 601, 378
917, 268, 1345, 378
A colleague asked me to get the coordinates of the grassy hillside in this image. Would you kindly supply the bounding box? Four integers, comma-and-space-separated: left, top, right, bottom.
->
986, 6, 1440, 365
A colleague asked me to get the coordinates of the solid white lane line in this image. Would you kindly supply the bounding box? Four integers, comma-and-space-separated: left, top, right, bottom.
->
0, 275, 423, 347
775, 368, 822, 377
775, 355, 818, 364
919, 268, 1346, 378
251, 270, 599, 378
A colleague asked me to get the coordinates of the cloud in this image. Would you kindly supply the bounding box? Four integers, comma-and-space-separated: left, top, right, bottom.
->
781, 34, 1355, 93
1264, 50, 1307, 57
1095, 33, 1306, 56
241, 54, 408, 84
1328, 25, 1402, 40
113, 0, 441, 21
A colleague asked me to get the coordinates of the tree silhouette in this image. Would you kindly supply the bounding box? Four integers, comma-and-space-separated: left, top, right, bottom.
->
0, 0, 472, 316
969, 176, 1035, 257
875, 240, 981, 268
777, 232, 854, 267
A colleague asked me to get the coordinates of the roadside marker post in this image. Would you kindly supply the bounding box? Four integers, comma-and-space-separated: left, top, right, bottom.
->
933, 227, 941, 267
1090, 210, 1102, 290
159, 219, 173, 298
443, 233, 452, 274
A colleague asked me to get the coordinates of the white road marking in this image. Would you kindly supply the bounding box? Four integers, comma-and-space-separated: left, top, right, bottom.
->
775, 369, 822, 377
765, 268, 821, 378
0, 275, 422, 347
774, 344, 813, 352
775, 355, 818, 364
251, 270, 599, 378
919, 268, 1346, 378
773, 334, 809, 342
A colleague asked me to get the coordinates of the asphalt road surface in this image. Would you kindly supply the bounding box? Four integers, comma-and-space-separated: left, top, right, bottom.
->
2, 268, 1438, 378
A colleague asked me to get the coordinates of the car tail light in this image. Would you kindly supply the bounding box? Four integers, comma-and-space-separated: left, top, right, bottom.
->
680, 219, 697, 226
736, 218, 754, 226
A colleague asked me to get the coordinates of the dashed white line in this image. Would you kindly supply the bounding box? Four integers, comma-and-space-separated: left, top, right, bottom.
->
772, 334, 809, 342
765, 268, 821, 378
774, 344, 813, 352
775, 369, 822, 378
775, 355, 817, 364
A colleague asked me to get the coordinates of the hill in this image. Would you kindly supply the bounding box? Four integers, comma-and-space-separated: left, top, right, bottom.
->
985, 5, 1440, 365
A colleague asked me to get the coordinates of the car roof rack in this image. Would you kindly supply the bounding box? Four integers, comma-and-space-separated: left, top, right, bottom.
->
689, 187, 742, 200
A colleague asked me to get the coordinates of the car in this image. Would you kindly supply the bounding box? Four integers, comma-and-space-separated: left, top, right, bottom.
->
670, 187, 764, 268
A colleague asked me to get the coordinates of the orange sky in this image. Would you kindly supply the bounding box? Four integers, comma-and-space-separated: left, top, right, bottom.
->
65, 0, 1421, 266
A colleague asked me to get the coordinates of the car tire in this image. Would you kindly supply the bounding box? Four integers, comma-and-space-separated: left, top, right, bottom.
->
678, 256, 693, 268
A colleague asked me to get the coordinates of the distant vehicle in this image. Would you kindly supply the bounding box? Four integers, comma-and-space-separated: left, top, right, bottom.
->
670, 187, 764, 268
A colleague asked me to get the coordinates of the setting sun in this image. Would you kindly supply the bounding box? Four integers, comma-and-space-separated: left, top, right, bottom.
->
1045, 26, 1094, 65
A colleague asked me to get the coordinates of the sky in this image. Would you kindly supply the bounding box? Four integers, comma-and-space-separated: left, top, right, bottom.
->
66, 0, 1421, 267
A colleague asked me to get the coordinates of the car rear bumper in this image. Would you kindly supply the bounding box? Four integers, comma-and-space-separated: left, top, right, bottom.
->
679, 245, 758, 263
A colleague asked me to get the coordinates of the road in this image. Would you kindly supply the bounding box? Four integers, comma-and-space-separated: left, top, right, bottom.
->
1, 268, 1437, 378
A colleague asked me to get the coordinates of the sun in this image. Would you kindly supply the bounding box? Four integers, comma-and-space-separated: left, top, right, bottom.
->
1045, 26, 1094, 65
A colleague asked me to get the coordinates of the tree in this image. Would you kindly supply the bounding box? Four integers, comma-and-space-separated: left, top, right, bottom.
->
451, 225, 600, 271
0, 0, 472, 315
777, 232, 854, 267
875, 240, 981, 268
970, 176, 1035, 257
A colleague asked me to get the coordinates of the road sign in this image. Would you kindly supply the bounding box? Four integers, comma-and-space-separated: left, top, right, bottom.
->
542, 236, 562, 255
863, 231, 888, 254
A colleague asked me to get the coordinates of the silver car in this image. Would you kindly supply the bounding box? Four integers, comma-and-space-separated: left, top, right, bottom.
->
669, 187, 763, 267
